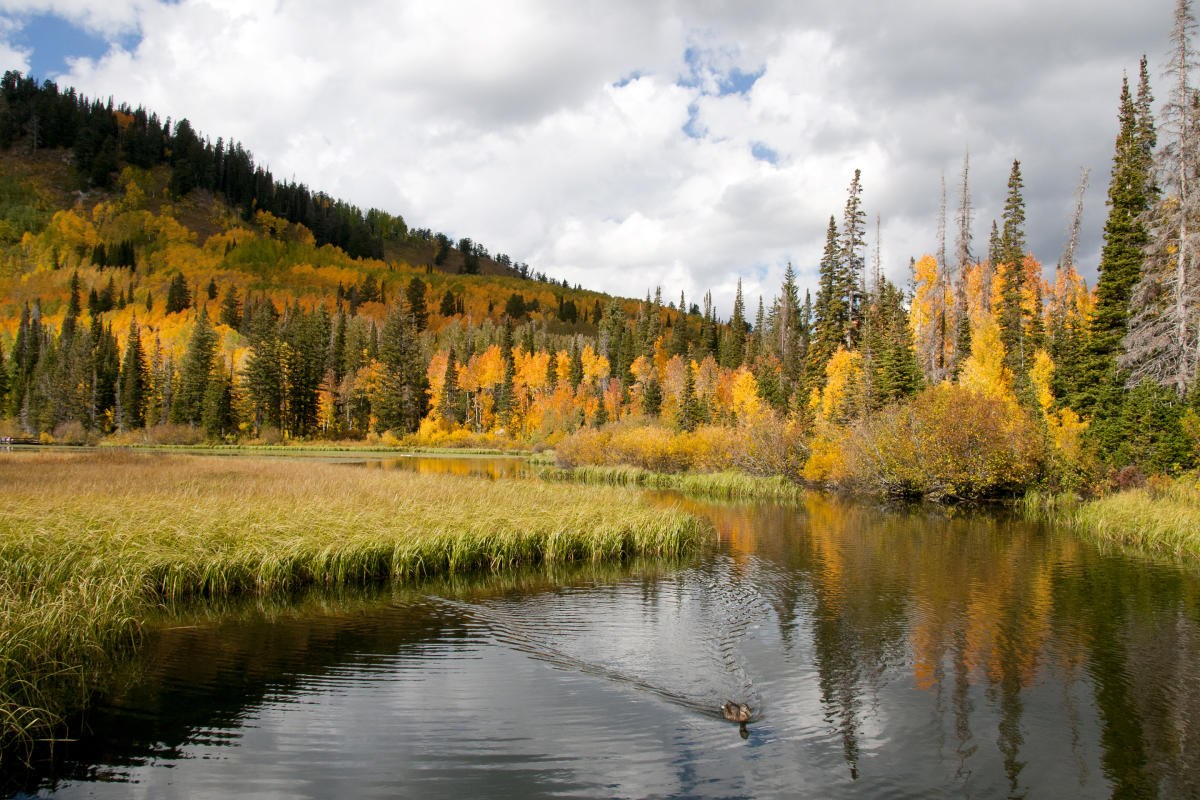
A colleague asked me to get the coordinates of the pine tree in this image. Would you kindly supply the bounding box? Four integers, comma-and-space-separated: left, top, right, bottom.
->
439, 348, 462, 424
1081, 71, 1155, 414
840, 170, 868, 344
679, 366, 702, 432
375, 306, 427, 433
165, 272, 191, 314
406, 277, 428, 332
642, 374, 662, 416
63, 271, 81, 341
170, 307, 218, 424
997, 160, 1030, 393
118, 314, 149, 429
807, 219, 846, 388
219, 284, 242, 330
202, 362, 234, 439
721, 278, 747, 368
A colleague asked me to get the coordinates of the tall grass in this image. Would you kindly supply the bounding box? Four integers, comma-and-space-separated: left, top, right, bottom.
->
539, 464, 807, 501
0, 450, 708, 758
1024, 475, 1200, 560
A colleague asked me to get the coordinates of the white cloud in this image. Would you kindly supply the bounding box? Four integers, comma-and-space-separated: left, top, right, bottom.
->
0, 15, 29, 72
0, 0, 150, 35
0, 0, 1178, 316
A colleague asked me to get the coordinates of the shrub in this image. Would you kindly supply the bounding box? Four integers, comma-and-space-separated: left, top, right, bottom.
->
838, 383, 1044, 500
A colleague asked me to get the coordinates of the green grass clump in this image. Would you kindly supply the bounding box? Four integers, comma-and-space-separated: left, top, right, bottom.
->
0, 450, 708, 757
1025, 474, 1200, 560
539, 464, 807, 501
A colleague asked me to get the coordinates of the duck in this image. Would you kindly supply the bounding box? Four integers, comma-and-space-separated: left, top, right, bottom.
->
721, 701, 752, 724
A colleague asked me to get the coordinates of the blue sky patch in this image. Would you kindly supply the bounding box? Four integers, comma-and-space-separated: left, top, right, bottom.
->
7, 13, 141, 80
717, 67, 762, 96
750, 142, 778, 164
682, 102, 703, 139
679, 45, 761, 96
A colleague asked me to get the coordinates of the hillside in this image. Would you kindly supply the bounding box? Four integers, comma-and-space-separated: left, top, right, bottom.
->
0, 73, 742, 446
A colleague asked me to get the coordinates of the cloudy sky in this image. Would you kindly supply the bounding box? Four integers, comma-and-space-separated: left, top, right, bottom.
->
0, 0, 1177, 316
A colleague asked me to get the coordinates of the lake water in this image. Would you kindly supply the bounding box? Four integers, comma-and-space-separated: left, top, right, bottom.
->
6, 456, 1199, 798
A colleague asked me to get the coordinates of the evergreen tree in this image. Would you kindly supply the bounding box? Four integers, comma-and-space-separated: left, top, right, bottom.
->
280, 306, 329, 436
170, 307, 218, 424
840, 170, 867, 344
642, 375, 662, 416
219, 284, 242, 330
1124, 1, 1200, 394
997, 160, 1029, 393
242, 301, 283, 434
118, 315, 149, 429
568, 339, 583, 386
406, 277, 428, 331
165, 272, 191, 314
329, 311, 347, 383
201, 362, 234, 439
439, 348, 462, 424
375, 306, 427, 433
0, 343, 7, 413
1079, 71, 1155, 414
63, 271, 81, 341
679, 366, 702, 432
807, 218, 847, 388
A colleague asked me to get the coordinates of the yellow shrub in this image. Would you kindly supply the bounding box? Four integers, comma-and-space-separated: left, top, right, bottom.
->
840, 383, 1043, 499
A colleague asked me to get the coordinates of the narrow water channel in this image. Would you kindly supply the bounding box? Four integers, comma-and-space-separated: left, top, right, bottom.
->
6, 456, 1199, 798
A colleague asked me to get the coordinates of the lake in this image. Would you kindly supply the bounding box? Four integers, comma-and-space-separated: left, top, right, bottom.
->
5, 455, 1198, 798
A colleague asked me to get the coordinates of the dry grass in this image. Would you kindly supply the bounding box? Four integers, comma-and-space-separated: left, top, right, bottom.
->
0, 450, 707, 757
539, 464, 807, 501
1025, 473, 1200, 560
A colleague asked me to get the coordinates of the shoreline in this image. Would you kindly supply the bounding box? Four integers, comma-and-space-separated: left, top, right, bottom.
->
0, 451, 707, 758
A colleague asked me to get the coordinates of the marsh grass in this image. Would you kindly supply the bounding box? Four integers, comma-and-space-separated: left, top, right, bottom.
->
539, 464, 807, 501
1024, 475, 1200, 560
0, 450, 707, 758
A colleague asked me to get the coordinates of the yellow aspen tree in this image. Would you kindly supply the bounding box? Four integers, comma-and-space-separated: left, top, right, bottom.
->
958, 312, 1014, 403
818, 347, 864, 423
730, 367, 763, 423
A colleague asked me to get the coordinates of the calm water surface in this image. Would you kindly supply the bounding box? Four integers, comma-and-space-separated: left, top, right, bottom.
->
6, 456, 1199, 799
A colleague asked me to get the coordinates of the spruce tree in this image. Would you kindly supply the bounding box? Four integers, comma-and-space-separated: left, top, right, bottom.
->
243, 302, 283, 434
375, 306, 427, 433
201, 362, 234, 439
406, 277, 428, 332
440, 348, 461, 424
118, 315, 149, 429
720, 279, 747, 369
840, 170, 867, 344
1080, 71, 1154, 416
807, 218, 846, 388
165, 273, 190, 314
171, 307, 218, 424
219, 284, 242, 330
998, 160, 1029, 393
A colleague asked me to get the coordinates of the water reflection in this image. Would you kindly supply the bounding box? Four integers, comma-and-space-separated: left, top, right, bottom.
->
356, 454, 534, 480
6, 458, 1200, 799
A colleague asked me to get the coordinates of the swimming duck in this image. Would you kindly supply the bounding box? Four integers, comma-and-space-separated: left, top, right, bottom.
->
721, 701, 752, 724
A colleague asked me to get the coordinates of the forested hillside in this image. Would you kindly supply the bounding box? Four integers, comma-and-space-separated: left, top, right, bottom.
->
2, 9, 1200, 499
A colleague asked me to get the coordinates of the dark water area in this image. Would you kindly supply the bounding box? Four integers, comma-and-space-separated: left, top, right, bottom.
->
6, 458, 1200, 799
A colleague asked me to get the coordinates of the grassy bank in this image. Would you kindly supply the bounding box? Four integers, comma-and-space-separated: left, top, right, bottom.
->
0, 451, 707, 756
1025, 474, 1200, 560
539, 464, 807, 502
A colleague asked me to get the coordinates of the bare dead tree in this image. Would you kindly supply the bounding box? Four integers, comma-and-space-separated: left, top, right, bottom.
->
1123, 0, 1200, 393
1062, 167, 1090, 274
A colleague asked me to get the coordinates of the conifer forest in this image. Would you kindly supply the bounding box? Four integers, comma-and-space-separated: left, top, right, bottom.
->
3, 20, 1199, 501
